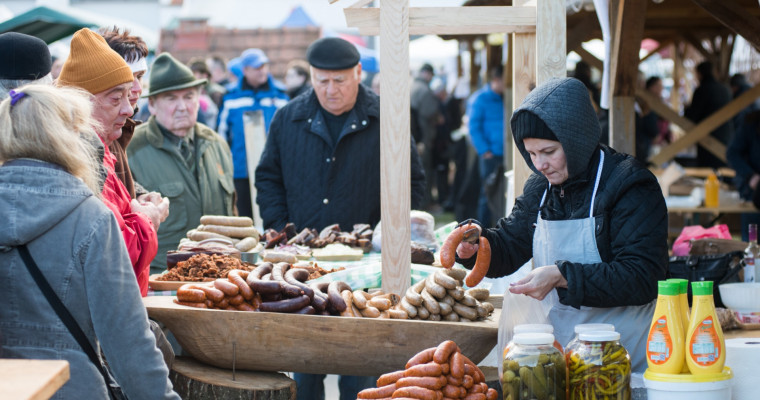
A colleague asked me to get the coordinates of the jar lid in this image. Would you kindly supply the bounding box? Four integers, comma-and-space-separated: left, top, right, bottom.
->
513, 333, 555, 345
574, 323, 615, 334
579, 331, 620, 341
514, 324, 554, 335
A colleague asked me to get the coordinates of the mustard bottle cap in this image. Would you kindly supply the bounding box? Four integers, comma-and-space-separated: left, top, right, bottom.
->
691, 280, 714, 296
658, 281, 679, 296
667, 278, 688, 294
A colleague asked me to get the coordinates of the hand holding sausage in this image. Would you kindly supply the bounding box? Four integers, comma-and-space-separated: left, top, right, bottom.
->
508, 264, 567, 300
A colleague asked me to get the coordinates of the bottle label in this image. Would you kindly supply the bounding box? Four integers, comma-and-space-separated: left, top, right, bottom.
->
746, 258, 756, 282
647, 315, 673, 364
689, 316, 721, 366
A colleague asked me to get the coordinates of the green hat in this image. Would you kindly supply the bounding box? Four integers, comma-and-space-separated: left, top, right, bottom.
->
144, 52, 206, 97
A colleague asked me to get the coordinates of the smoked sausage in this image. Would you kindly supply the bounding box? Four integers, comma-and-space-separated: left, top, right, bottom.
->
464, 237, 490, 288
440, 223, 475, 268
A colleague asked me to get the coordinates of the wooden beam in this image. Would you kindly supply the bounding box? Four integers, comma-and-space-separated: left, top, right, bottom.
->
698, 135, 727, 163
692, 0, 760, 52
610, 0, 647, 97
566, 12, 597, 53
348, 0, 373, 8
344, 6, 537, 36
512, 0, 536, 199
635, 88, 695, 132
650, 83, 760, 165
639, 39, 670, 63
682, 32, 714, 62
536, 0, 565, 84
379, 0, 411, 297
574, 45, 603, 71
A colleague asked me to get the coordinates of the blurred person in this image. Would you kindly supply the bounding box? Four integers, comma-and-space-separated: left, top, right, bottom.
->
685, 61, 734, 169
225, 56, 243, 91
0, 32, 53, 100
411, 63, 441, 210
729, 73, 759, 136
188, 59, 220, 130
0, 84, 179, 399
255, 36, 425, 400
50, 55, 65, 80
218, 48, 289, 219
57, 28, 167, 296
284, 59, 312, 99
370, 72, 381, 95
636, 76, 671, 163
128, 53, 235, 272
206, 55, 230, 87
191, 58, 227, 108
467, 65, 505, 226
431, 77, 453, 210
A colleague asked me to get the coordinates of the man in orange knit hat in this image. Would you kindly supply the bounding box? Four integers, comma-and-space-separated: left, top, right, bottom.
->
58, 28, 168, 296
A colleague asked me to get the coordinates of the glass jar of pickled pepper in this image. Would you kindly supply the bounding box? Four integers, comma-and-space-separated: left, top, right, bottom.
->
567, 331, 631, 400
502, 333, 566, 400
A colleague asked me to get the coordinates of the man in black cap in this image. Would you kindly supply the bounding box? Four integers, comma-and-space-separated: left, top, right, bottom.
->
0, 32, 53, 99
255, 36, 426, 399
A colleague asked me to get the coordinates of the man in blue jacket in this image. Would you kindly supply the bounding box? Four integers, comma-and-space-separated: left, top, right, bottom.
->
217, 48, 289, 218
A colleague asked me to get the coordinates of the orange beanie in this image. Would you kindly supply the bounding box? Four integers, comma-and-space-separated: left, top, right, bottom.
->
57, 28, 133, 95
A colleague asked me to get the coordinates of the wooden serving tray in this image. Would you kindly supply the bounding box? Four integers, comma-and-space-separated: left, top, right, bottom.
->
143, 296, 499, 376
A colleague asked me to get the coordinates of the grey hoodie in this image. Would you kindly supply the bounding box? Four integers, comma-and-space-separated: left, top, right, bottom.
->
0, 159, 178, 399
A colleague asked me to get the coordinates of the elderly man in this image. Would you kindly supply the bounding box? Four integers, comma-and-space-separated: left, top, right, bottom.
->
128, 53, 235, 273
0, 32, 53, 99
217, 48, 289, 218
255, 36, 426, 399
57, 28, 166, 296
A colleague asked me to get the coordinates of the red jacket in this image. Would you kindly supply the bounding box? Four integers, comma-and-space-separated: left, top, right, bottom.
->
100, 140, 157, 296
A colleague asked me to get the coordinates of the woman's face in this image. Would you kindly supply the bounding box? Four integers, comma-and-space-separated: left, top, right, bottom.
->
523, 138, 569, 185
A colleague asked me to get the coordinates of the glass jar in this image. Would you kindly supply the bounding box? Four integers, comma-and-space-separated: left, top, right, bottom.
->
567, 331, 631, 400
502, 333, 566, 400
564, 323, 616, 356
504, 324, 564, 359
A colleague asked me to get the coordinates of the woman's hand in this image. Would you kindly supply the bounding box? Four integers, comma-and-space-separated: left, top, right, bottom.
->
454, 224, 482, 259
508, 264, 568, 300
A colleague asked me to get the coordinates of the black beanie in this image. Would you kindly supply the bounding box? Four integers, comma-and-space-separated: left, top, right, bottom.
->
513, 111, 558, 143
0, 32, 52, 80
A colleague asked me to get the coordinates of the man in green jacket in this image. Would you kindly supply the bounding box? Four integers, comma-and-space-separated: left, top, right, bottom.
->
128, 53, 235, 273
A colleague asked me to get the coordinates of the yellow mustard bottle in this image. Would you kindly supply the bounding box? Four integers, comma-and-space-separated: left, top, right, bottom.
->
646, 281, 685, 373
704, 172, 720, 208
667, 278, 691, 373
685, 281, 726, 374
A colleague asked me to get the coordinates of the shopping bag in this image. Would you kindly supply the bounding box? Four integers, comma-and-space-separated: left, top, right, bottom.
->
496, 285, 551, 379
672, 224, 732, 256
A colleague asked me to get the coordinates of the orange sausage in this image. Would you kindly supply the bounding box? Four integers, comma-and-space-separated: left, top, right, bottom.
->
214, 279, 239, 296
228, 270, 254, 300
395, 376, 446, 390
463, 363, 476, 378
377, 370, 406, 387
433, 340, 458, 364
188, 284, 225, 303
449, 352, 465, 379
440, 224, 472, 268
228, 294, 245, 306
236, 302, 257, 312
404, 362, 442, 378
446, 375, 462, 387
463, 394, 485, 400
405, 347, 436, 369
173, 299, 208, 308
441, 385, 461, 399
485, 388, 498, 400
357, 383, 396, 399
439, 363, 450, 375
462, 374, 474, 389
177, 287, 205, 303
215, 297, 229, 309
391, 386, 437, 400
464, 237, 490, 288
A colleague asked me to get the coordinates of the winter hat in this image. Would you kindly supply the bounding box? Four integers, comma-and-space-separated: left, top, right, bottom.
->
240, 48, 269, 69
307, 37, 360, 70
143, 52, 206, 97
512, 111, 559, 143
57, 28, 133, 95
0, 32, 52, 80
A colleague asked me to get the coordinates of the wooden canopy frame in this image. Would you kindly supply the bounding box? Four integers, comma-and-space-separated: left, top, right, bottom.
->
328, 0, 566, 295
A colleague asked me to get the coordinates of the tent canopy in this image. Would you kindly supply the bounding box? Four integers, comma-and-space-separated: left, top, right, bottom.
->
0, 6, 94, 44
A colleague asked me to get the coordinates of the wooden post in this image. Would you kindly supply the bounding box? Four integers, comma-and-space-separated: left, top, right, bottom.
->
243, 110, 266, 227
379, 0, 411, 296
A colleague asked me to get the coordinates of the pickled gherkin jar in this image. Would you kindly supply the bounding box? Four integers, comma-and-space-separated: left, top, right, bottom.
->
502, 333, 566, 400
567, 331, 631, 400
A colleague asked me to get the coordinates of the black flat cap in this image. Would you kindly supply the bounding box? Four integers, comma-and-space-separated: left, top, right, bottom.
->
0, 32, 52, 80
306, 37, 360, 70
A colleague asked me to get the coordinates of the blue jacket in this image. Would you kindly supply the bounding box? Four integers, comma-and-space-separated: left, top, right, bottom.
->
217, 76, 289, 179
467, 85, 504, 156
255, 85, 426, 231
0, 159, 178, 400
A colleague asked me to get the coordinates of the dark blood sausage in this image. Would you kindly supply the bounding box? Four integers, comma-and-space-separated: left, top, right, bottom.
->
464, 237, 491, 288
294, 305, 316, 315
272, 262, 302, 297
440, 223, 474, 268
246, 263, 281, 294
258, 294, 311, 313
284, 268, 314, 299
309, 283, 329, 311
327, 281, 352, 312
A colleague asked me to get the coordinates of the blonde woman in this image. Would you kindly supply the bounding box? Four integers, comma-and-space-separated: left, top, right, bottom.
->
0, 85, 179, 399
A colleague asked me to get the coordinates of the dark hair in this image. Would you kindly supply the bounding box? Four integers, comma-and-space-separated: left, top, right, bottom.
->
696, 61, 713, 80
730, 73, 748, 88
98, 26, 148, 63
189, 59, 210, 77
645, 76, 661, 90
208, 56, 226, 70
286, 59, 309, 78
490, 65, 504, 81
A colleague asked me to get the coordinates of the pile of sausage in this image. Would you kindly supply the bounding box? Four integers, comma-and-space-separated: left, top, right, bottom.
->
174, 262, 354, 315
398, 269, 494, 322
338, 290, 408, 319
185, 215, 261, 252
357, 340, 498, 400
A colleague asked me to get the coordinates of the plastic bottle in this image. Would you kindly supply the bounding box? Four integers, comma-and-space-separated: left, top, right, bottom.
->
685, 281, 726, 374
744, 224, 758, 282
502, 333, 566, 400
646, 281, 686, 374
667, 278, 691, 373
704, 172, 720, 208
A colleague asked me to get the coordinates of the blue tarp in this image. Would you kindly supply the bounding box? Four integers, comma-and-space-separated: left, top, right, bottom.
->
279, 6, 317, 28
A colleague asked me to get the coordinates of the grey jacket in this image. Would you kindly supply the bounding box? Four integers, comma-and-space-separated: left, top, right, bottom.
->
0, 159, 179, 400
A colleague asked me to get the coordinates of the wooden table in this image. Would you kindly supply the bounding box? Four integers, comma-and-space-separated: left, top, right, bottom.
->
725, 329, 760, 340
0, 359, 69, 400
667, 202, 757, 214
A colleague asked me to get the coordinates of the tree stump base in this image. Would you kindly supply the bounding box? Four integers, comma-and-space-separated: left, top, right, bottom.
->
169, 357, 295, 400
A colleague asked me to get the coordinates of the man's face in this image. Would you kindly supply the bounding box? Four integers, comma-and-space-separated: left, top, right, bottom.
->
148, 87, 200, 137
243, 64, 269, 88
311, 64, 362, 116
92, 82, 133, 145
128, 70, 146, 109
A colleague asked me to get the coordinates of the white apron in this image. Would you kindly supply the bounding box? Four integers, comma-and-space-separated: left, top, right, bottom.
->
533, 150, 654, 373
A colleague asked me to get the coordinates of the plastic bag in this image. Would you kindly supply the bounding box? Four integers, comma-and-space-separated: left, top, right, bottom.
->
672, 224, 731, 256
497, 284, 552, 379
371, 210, 438, 252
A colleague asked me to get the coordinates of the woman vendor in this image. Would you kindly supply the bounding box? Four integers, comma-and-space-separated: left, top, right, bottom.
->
456, 77, 668, 372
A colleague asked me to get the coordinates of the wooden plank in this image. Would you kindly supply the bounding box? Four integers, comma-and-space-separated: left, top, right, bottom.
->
692, 0, 760, 52
512, 0, 537, 199
379, 0, 410, 296
639, 39, 670, 63
0, 359, 69, 400
635, 88, 695, 131
650, 83, 760, 165
574, 45, 603, 71
243, 110, 266, 228
682, 32, 714, 63
344, 6, 537, 36
566, 12, 598, 52
535, 0, 565, 84
698, 134, 728, 163
348, 0, 373, 8
610, 97, 637, 156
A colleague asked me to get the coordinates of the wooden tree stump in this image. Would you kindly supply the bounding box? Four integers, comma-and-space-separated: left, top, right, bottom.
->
169, 357, 295, 400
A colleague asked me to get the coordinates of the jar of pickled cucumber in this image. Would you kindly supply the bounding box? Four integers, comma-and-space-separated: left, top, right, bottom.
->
564, 323, 615, 356
567, 331, 630, 400
502, 333, 566, 400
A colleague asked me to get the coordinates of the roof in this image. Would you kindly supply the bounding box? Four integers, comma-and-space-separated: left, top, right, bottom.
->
0, 6, 93, 44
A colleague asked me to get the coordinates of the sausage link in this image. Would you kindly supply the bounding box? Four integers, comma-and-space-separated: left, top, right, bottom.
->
399, 297, 418, 318
259, 294, 311, 313
405, 285, 423, 306
357, 383, 397, 399
420, 289, 441, 315
449, 352, 464, 379
340, 290, 355, 317
284, 268, 314, 298
368, 297, 392, 311
463, 394, 485, 400
213, 279, 239, 296
442, 267, 467, 282
294, 305, 316, 314
228, 294, 245, 306
177, 286, 205, 303
236, 302, 257, 312
360, 306, 380, 318
440, 224, 471, 268
272, 262, 302, 297
391, 386, 437, 399
352, 290, 369, 309
433, 340, 459, 364
309, 284, 329, 311
464, 237, 490, 288
388, 309, 408, 319
173, 299, 208, 308
425, 274, 447, 299
228, 270, 254, 300
404, 362, 442, 378
200, 215, 253, 227
433, 270, 458, 290
327, 281, 352, 312
462, 374, 474, 389
405, 347, 436, 369
485, 388, 498, 400
187, 284, 224, 303
395, 376, 446, 390
377, 370, 406, 387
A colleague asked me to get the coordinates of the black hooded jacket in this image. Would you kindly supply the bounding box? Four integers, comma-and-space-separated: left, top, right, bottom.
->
458, 78, 668, 309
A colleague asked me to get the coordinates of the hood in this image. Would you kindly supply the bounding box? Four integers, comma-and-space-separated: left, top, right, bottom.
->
0, 160, 93, 250
511, 77, 601, 179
